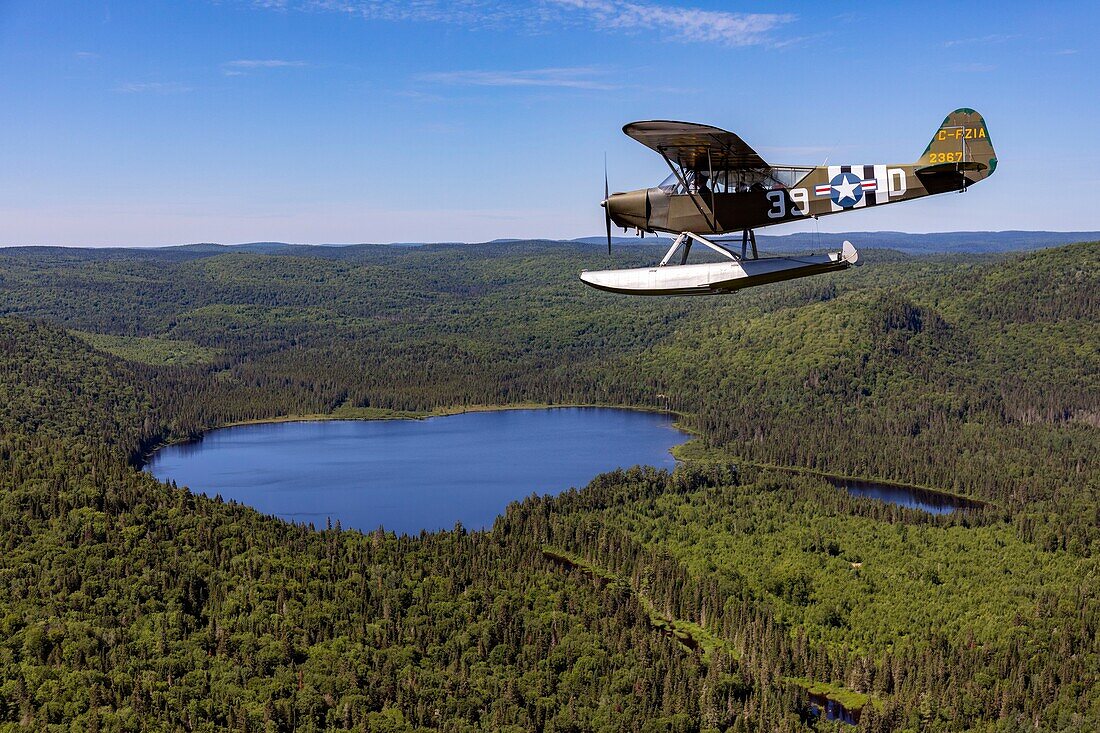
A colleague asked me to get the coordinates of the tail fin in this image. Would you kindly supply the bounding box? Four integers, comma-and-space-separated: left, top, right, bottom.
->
917, 108, 997, 181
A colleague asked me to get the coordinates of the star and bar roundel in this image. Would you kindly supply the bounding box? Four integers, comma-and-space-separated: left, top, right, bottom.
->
814, 166, 884, 210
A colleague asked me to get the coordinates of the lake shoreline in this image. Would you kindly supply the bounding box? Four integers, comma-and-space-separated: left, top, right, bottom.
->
135, 401, 692, 470
672, 438, 993, 510
143, 408, 689, 536
139, 404, 985, 512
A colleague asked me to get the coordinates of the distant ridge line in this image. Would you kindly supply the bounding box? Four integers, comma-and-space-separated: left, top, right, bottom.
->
1, 231, 1097, 256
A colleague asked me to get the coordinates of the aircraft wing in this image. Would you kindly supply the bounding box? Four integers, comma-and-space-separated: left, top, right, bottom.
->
623, 120, 769, 171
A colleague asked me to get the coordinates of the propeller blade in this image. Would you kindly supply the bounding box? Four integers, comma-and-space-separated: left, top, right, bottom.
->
604, 158, 612, 255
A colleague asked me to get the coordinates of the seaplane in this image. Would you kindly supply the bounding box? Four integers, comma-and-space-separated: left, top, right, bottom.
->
580, 108, 996, 295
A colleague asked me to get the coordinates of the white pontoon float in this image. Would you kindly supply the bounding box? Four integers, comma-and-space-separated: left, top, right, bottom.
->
581, 235, 860, 296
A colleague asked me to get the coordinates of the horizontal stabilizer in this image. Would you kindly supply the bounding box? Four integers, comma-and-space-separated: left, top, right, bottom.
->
916, 161, 988, 176
842, 240, 860, 266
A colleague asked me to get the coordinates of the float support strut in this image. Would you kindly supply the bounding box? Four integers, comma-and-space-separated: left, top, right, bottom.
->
659, 231, 740, 267
741, 229, 758, 260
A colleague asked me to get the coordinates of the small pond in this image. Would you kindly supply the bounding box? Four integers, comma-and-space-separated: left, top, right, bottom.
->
808, 693, 860, 726
826, 476, 983, 515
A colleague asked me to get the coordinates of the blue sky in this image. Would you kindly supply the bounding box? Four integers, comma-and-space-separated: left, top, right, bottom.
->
1, 1, 1096, 246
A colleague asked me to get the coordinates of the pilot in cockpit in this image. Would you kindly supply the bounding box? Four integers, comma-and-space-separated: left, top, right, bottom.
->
690, 173, 711, 195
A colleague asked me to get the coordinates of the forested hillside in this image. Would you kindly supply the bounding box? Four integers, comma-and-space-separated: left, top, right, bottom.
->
0, 320, 793, 731
0, 240, 1096, 731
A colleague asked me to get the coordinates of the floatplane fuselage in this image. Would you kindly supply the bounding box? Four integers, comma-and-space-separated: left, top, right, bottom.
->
581, 108, 997, 296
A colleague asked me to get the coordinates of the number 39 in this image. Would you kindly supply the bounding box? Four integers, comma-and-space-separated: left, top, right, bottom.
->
767, 189, 809, 219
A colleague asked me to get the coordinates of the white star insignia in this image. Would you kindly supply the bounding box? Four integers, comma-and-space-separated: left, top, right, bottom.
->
833, 175, 860, 205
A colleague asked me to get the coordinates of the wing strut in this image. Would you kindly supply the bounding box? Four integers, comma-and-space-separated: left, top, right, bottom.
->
707, 147, 716, 224
657, 148, 718, 232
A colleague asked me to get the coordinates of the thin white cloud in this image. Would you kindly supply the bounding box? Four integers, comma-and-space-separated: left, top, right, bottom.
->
1052, 48, 1078, 55
943, 33, 1019, 48
419, 67, 619, 90
244, 1, 795, 46
114, 82, 193, 94
74, 51, 100, 60
951, 62, 996, 73
224, 59, 308, 69
551, 0, 795, 46
298, 0, 518, 27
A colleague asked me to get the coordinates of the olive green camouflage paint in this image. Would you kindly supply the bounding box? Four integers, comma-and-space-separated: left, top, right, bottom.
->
606, 108, 997, 236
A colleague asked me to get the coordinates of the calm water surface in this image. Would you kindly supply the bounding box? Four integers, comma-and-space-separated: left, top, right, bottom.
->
826, 477, 980, 515
147, 408, 688, 535
808, 694, 859, 726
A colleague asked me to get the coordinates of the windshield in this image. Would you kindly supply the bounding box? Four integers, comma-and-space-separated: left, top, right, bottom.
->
658, 170, 692, 194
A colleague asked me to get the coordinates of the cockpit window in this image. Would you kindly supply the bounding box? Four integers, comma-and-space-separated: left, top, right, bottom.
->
658, 170, 721, 194
658, 167, 813, 194
769, 167, 815, 188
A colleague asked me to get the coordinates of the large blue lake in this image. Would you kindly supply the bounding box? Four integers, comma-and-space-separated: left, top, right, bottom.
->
147, 408, 688, 535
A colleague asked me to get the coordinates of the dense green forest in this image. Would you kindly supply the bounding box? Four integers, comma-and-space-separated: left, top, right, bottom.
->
0, 239, 1096, 730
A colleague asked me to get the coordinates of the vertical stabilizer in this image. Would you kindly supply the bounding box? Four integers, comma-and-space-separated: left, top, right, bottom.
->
917, 108, 997, 182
